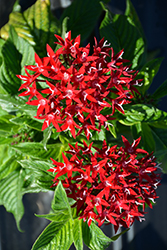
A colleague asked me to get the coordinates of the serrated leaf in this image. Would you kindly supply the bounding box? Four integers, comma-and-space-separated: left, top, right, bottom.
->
1, 0, 60, 57
0, 169, 25, 231
52, 182, 73, 219
12, 142, 64, 160
60, 0, 102, 41
31, 219, 73, 250
82, 221, 112, 250
100, 3, 146, 69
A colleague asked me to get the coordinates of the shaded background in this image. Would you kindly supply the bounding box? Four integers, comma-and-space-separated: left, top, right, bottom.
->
0, 0, 167, 249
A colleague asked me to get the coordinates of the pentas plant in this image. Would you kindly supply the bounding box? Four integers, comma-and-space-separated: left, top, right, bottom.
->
48, 136, 160, 232
17, 31, 161, 239
17, 31, 142, 139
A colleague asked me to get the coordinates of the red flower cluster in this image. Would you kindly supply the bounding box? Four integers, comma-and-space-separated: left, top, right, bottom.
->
17, 31, 142, 139
48, 136, 160, 231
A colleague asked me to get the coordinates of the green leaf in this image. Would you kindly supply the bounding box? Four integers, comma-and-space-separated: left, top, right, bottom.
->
0, 94, 24, 112
0, 39, 5, 68
0, 169, 25, 231
141, 123, 155, 152
0, 115, 19, 132
42, 126, 53, 150
111, 228, 130, 241
11, 115, 42, 131
0, 155, 19, 180
52, 182, 73, 219
125, 0, 146, 41
82, 221, 112, 250
73, 218, 83, 250
60, 0, 102, 41
1, 0, 60, 57
118, 104, 167, 127
0, 136, 14, 144
19, 159, 54, 190
100, 3, 146, 69
150, 126, 167, 172
0, 27, 35, 95
31, 219, 73, 250
36, 212, 70, 222
12, 142, 64, 160
136, 57, 163, 94
152, 79, 167, 99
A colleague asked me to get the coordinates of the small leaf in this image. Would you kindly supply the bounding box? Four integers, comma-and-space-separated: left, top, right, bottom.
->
52, 182, 73, 219
82, 221, 112, 250
111, 228, 130, 241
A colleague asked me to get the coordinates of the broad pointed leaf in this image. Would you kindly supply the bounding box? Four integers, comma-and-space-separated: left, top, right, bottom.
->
82, 221, 112, 250
0, 169, 25, 231
52, 182, 73, 219
100, 3, 146, 69
19, 159, 54, 190
60, 0, 103, 41
31, 219, 73, 250
1, 0, 60, 57
12, 142, 65, 160
0, 27, 35, 95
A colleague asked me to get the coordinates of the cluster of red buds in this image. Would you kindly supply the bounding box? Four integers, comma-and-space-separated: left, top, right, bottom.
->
17, 31, 142, 139
48, 136, 161, 232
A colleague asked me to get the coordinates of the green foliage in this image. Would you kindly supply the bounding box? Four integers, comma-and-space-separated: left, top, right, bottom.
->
100, 1, 146, 69
31, 182, 128, 250
60, 0, 103, 42
1, 0, 60, 57
0, 0, 167, 249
